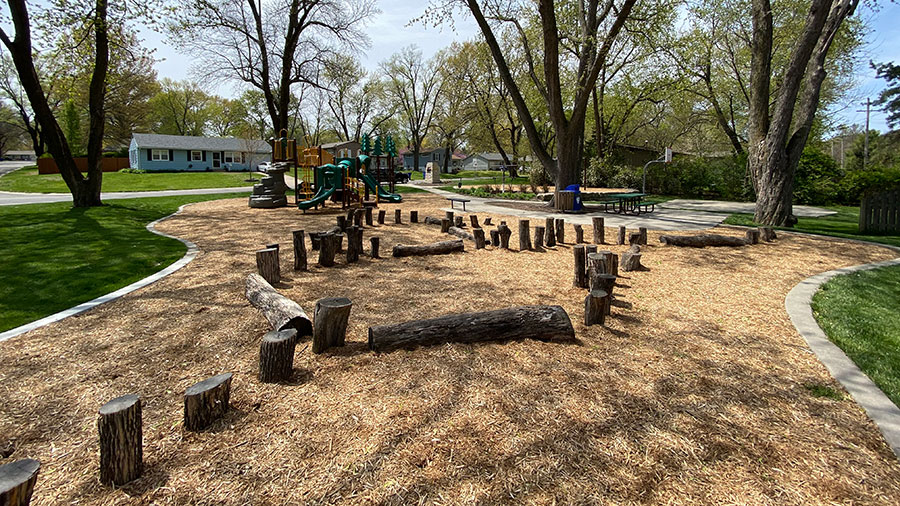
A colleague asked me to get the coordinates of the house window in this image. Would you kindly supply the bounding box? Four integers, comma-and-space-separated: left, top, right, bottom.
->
224, 151, 239, 163
151, 149, 169, 161
191, 150, 203, 161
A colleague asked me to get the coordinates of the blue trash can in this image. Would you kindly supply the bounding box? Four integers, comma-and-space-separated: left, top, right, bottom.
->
564, 184, 583, 211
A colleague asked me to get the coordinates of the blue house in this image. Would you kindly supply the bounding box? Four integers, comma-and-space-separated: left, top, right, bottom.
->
129, 133, 272, 172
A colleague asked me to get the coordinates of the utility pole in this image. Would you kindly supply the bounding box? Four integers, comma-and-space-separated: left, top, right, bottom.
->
856, 98, 871, 171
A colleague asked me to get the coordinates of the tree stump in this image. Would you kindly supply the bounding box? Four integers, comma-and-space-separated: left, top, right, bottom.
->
266, 243, 279, 252
608, 253, 619, 277
555, 218, 565, 244
0, 459, 40, 506
454, 216, 464, 228
745, 228, 760, 244
628, 231, 642, 245
292, 230, 307, 271
312, 297, 352, 354
592, 217, 605, 244
346, 209, 355, 227
470, 215, 480, 228
335, 233, 345, 253
394, 209, 402, 224
584, 245, 597, 271
545, 217, 556, 247
98, 394, 142, 486
377, 209, 386, 224
621, 245, 645, 271
370, 237, 380, 258
518, 220, 532, 251
490, 229, 500, 246
484, 217, 493, 226
393, 239, 465, 257
441, 218, 451, 233
473, 228, 486, 249
365, 206, 373, 226
368, 305, 575, 352
336, 215, 347, 232
245, 273, 313, 335
310, 232, 321, 250
639, 227, 648, 245
410, 210, 418, 223
445, 210, 454, 223
584, 290, 608, 326
184, 373, 232, 431
255, 247, 280, 284
259, 329, 297, 383
498, 222, 512, 249
617, 226, 626, 245
354, 209, 364, 227
534, 226, 545, 250
761, 227, 777, 242
318, 232, 337, 267
574, 224, 584, 244
346, 226, 361, 263
587, 252, 608, 277
573, 245, 587, 288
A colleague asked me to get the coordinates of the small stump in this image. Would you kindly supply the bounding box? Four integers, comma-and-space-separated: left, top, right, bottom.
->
584, 290, 609, 326
312, 297, 352, 354
555, 218, 566, 244
256, 247, 280, 284
318, 233, 337, 267
470, 215, 480, 228
394, 209, 402, 224
410, 210, 418, 223
617, 226, 626, 245
292, 230, 307, 271
573, 245, 587, 288
0, 459, 40, 506
473, 228, 486, 249
490, 229, 500, 247
545, 217, 556, 247
518, 219, 532, 251
574, 224, 584, 244
98, 394, 142, 486
377, 209, 386, 225
534, 226, 545, 250
498, 222, 512, 249
370, 237, 381, 258
259, 329, 297, 383
592, 217, 605, 244
441, 218, 451, 233
184, 373, 232, 431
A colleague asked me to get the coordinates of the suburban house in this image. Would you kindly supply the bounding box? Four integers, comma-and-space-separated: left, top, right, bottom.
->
401, 148, 466, 172
461, 153, 511, 171
320, 140, 361, 159
128, 133, 272, 172
4, 150, 36, 161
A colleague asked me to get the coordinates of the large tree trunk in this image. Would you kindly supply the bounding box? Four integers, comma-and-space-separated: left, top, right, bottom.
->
750, 148, 794, 225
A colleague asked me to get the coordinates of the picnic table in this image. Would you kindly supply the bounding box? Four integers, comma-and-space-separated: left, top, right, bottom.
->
598, 192, 656, 215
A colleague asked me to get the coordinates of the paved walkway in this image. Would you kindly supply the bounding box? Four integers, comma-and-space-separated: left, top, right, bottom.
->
661, 199, 836, 217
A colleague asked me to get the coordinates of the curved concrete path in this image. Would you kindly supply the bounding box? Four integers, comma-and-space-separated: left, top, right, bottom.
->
661, 199, 837, 217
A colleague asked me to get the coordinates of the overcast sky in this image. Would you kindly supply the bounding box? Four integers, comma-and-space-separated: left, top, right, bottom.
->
143, 0, 899, 133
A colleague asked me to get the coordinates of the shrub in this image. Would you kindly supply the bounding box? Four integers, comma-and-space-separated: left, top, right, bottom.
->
118, 168, 146, 174
793, 147, 842, 205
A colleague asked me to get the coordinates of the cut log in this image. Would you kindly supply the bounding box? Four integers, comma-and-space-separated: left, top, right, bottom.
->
621, 245, 645, 272
587, 252, 607, 281
365, 206, 373, 226
336, 215, 347, 231
585, 245, 598, 272
745, 228, 760, 245
441, 218, 451, 233
424, 216, 442, 226
658, 234, 748, 247
334, 233, 344, 253
545, 217, 556, 247
292, 230, 307, 271
470, 215, 480, 228
445, 210, 454, 223
265, 243, 279, 252
608, 253, 619, 277
534, 226, 545, 250
574, 224, 584, 244
98, 394, 142, 486
639, 227, 648, 245
184, 373, 232, 431
370, 237, 380, 258
377, 209, 386, 225
346, 209, 355, 227
761, 227, 777, 242
317, 232, 337, 267
483, 217, 493, 226
555, 218, 565, 244
518, 220, 532, 251
592, 217, 605, 244
346, 226, 360, 263
584, 290, 608, 326
312, 297, 352, 354
448, 226, 475, 241
368, 305, 576, 352
255, 247, 280, 284
0, 459, 40, 506
628, 231, 642, 245
354, 208, 364, 227
473, 228, 486, 249
490, 229, 500, 246
454, 216, 464, 228
410, 210, 418, 223
393, 239, 465, 257
498, 222, 512, 249
394, 209, 402, 224
617, 226, 626, 245
245, 273, 313, 336
573, 245, 587, 288
310, 233, 321, 251
258, 329, 297, 383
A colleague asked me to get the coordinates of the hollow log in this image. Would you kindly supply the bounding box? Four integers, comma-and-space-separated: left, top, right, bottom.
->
518, 220, 532, 251
658, 234, 748, 247
573, 245, 587, 288
441, 218, 451, 233
336, 215, 347, 232
365, 206, 373, 226
483, 217, 493, 226
617, 226, 626, 245
368, 305, 576, 352
490, 229, 500, 246
259, 329, 297, 383
245, 273, 313, 336
574, 224, 584, 244
555, 218, 565, 244
534, 226, 545, 250
292, 230, 307, 271
592, 217, 605, 244
98, 394, 142, 486
184, 373, 232, 431
370, 237, 380, 258
584, 290, 608, 326
448, 226, 475, 241
498, 222, 512, 249
0, 459, 40, 506
473, 228, 486, 249
470, 215, 480, 228
761, 227, 777, 242
545, 217, 556, 247
745, 228, 760, 245
312, 297, 352, 354
394, 209, 402, 224
628, 231, 642, 245
410, 210, 418, 223
393, 239, 465, 257
317, 232, 337, 267
377, 209, 386, 224
255, 247, 280, 284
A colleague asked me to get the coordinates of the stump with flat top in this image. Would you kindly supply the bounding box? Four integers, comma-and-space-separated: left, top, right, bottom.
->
377, 209, 386, 224
473, 228, 486, 249
574, 224, 584, 244
545, 217, 556, 247
245, 273, 313, 336
184, 373, 232, 431
346, 226, 361, 263
441, 218, 451, 233
0, 459, 40, 506
312, 297, 352, 354
573, 245, 587, 288
394, 209, 402, 224
617, 226, 626, 245
292, 230, 307, 271
98, 394, 142, 486
608, 253, 619, 277
658, 233, 748, 247
368, 305, 576, 352
470, 215, 480, 228
365, 206, 373, 226
555, 218, 565, 244
639, 227, 648, 245
256, 247, 280, 284
498, 222, 512, 249
310, 232, 322, 250
336, 215, 347, 232
519, 220, 532, 251
621, 245, 645, 271
370, 237, 380, 258
446, 210, 454, 222
259, 329, 297, 383
490, 229, 500, 246
454, 216, 464, 228
393, 239, 465, 257
629, 231, 642, 245
410, 210, 418, 223
592, 217, 605, 244
761, 227, 777, 242
317, 233, 337, 267
354, 208, 364, 227
584, 290, 608, 326
585, 245, 597, 271
534, 226, 545, 250
587, 252, 608, 278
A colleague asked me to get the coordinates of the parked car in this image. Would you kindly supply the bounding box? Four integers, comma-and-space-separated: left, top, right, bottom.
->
257, 162, 271, 173
372, 168, 410, 184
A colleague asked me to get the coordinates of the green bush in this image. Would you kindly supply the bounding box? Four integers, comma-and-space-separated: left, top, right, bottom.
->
794, 147, 842, 205
118, 168, 146, 174
453, 187, 536, 200
587, 155, 750, 200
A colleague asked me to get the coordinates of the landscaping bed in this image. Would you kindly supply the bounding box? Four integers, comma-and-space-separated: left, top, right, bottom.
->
2, 192, 899, 504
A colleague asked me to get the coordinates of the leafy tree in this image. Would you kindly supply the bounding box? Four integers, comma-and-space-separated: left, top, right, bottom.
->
323, 55, 390, 142
149, 79, 212, 136
0, 54, 53, 156
873, 61, 900, 129
206, 97, 248, 137
61, 99, 84, 156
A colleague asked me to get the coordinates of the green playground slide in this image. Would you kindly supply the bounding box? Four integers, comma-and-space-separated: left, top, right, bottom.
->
360, 172, 403, 203
297, 163, 345, 210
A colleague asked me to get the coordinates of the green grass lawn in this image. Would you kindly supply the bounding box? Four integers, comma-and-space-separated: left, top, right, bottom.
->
0, 193, 247, 333
812, 265, 900, 406
724, 205, 900, 248
0, 167, 260, 193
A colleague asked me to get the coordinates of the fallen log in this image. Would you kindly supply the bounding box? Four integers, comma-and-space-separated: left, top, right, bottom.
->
448, 226, 474, 241
658, 233, 748, 247
245, 273, 313, 336
424, 216, 442, 226
745, 228, 760, 244
392, 239, 465, 257
368, 305, 576, 352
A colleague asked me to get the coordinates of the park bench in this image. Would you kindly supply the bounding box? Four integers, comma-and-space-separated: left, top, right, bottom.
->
447, 197, 471, 211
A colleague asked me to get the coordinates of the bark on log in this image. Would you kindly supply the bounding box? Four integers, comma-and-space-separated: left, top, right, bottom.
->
365, 206, 373, 226
545, 217, 556, 246
370, 237, 380, 258
392, 240, 465, 257
424, 216, 442, 226
470, 215, 480, 228
628, 231, 642, 245
621, 246, 645, 271
573, 245, 587, 288
312, 297, 352, 354
658, 234, 749, 247
368, 305, 576, 352
445, 211, 454, 223
448, 226, 475, 241
245, 273, 313, 336
761, 227, 777, 242
410, 210, 418, 223
473, 228, 486, 249
574, 224, 584, 244
310, 233, 321, 251
490, 229, 500, 246
377, 209, 386, 224
256, 248, 280, 284
639, 227, 648, 245
441, 218, 451, 233
585, 245, 598, 272
617, 226, 626, 245
0, 459, 40, 506
346, 226, 360, 263
336, 215, 347, 232
292, 230, 307, 271
98, 394, 142, 486
498, 222, 512, 249
317, 233, 338, 266
266, 243, 279, 252
454, 216, 464, 228
534, 226, 545, 250
394, 209, 402, 224
335, 233, 345, 253
346, 209, 355, 227
555, 218, 566, 244
608, 253, 619, 277
258, 329, 297, 383
745, 228, 760, 245
584, 290, 608, 326
483, 217, 493, 226
354, 209, 364, 227
587, 252, 607, 281
518, 220, 532, 251
592, 217, 605, 244
184, 373, 232, 431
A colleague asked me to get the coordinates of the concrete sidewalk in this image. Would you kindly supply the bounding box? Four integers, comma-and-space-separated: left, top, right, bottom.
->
661, 199, 836, 217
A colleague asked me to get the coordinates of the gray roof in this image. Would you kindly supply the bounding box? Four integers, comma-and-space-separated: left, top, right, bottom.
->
132, 133, 271, 153
465, 152, 507, 162
320, 140, 360, 150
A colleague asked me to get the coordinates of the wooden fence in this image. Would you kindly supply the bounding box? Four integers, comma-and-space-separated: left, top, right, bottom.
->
859, 188, 900, 234
37, 157, 130, 175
